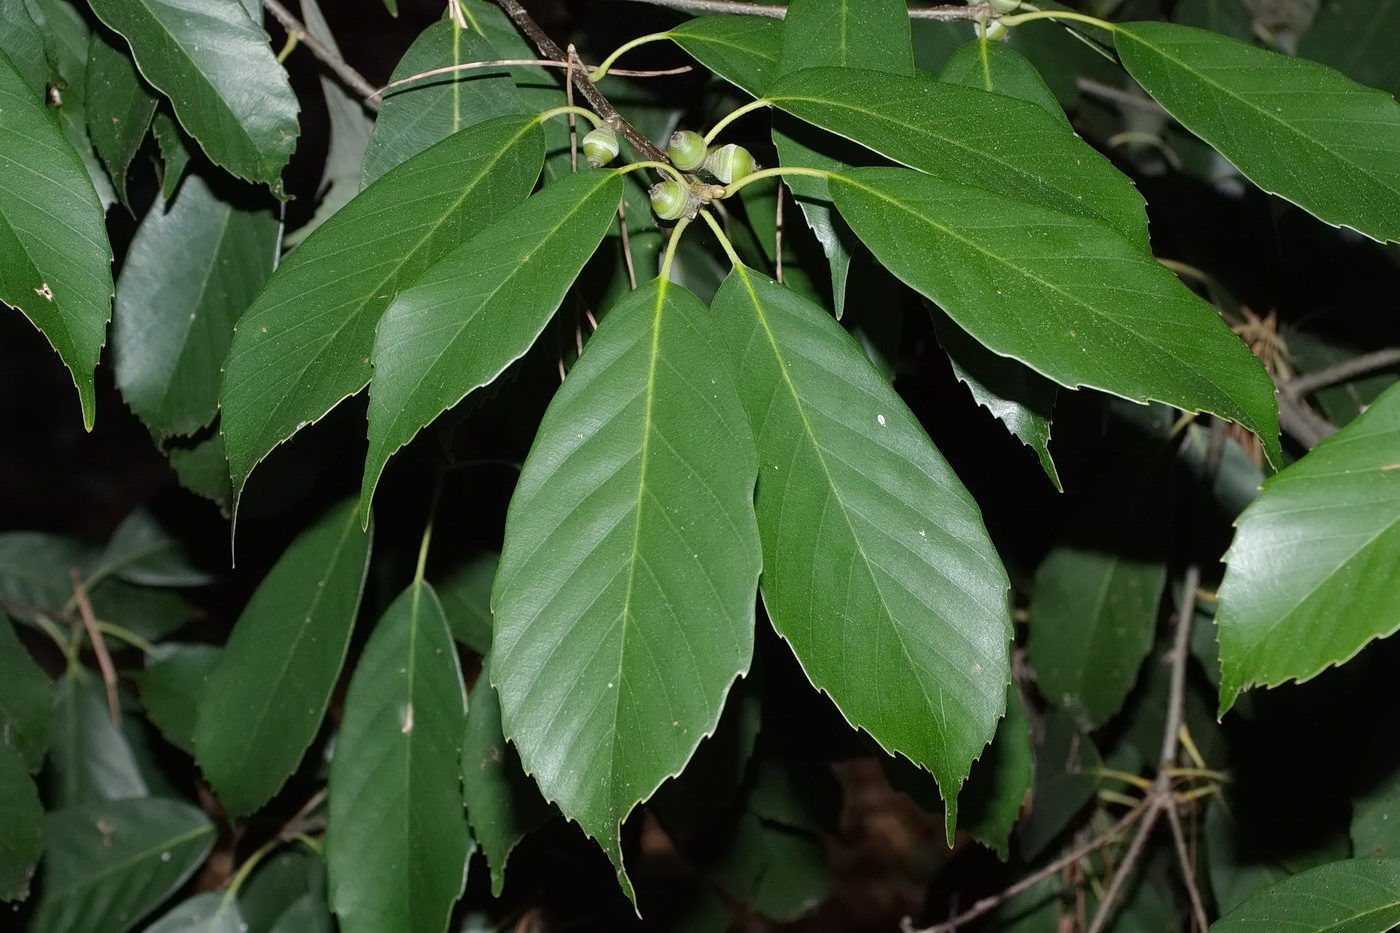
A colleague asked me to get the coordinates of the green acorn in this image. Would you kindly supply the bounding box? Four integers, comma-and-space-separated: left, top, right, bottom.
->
648, 180, 690, 220
667, 130, 707, 171
582, 126, 619, 168
702, 143, 757, 185
989, 0, 1020, 12
977, 17, 1009, 40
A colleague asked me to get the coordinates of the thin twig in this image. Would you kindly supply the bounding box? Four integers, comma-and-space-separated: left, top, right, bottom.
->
1159, 560, 1201, 770
1077, 77, 1168, 114
1163, 801, 1210, 932
1277, 390, 1338, 447
775, 180, 785, 284
1282, 347, 1400, 398
1086, 798, 1164, 933
263, 0, 381, 110
279, 786, 329, 840
376, 58, 692, 98
70, 567, 120, 727
613, 0, 994, 20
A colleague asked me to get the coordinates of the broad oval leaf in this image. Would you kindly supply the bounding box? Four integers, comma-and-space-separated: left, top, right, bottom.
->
84, 29, 158, 205
0, 611, 51, 769
115, 172, 279, 439
828, 166, 1282, 467
362, 169, 624, 512
765, 67, 1151, 251
0, 2, 48, 95
938, 39, 1067, 123
1212, 857, 1400, 933
193, 499, 372, 816
220, 114, 544, 505
145, 892, 245, 933
1115, 21, 1400, 244
86, 0, 299, 191
711, 265, 1011, 828
133, 644, 222, 756
95, 508, 214, 588
32, 797, 215, 933
0, 49, 113, 430
777, 0, 912, 77
0, 743, 42, 901
327, 581, 470, 933
492, 278, 761, 890
50, 673, 149, 806
668, 15, 782, 97
1216, 382, 1400, 714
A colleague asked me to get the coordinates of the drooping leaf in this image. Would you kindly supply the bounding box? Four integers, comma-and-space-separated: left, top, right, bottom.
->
1028, 546, 1165, 728
0, 743, 42, 901
94, 508, 214, 589
712, 265, 1011, 834
84, 28, 157, 205
144, 892, 245, 933
362, 169, 624, 512
86, 0, 299, 192
220, 114, 544, 506
829, 167, 1282, 467
0, 48, 113, 430
1115, 21, 1400, 244
133, 644, 222, 756
492, 278, 761, 892
435, 553, 496, 653
1216, 382, 1400, 713
194, 499, 372, 816
961, 683, 1033, 858
114, 171, 278, 439
49, 673, 148, 806
327, 581, 470, 933
1212, 857, 1400, 933
668, 15, 782, 97
765, 67, 1151, 251
0, 612, 51, 768
462, 656, 551, 896
938, 39, 1067, 123
32, 797, 214, 933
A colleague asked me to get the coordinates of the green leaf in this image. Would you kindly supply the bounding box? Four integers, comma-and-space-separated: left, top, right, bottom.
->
711, 266, 1010, 833
1353, 738, 1400, 859
0, 743, 42, 901
152, 108, 189, 199
829, 167, 1282, 467
1115, 21, 1400, 244
86, 579, 193, 643
220, 114, 544, 507
327, 580, 470, 933
1216, 382, 1400, 713
766, 67, 1150, 251
435, 553, 496, 653
361, 18, 522, 185
1206, 791, 1351, 915
133, 644, 222, 756
1028, 546, 1165, 728
86, 0, 299, 192
1213, 857, 1400, 933
362, 169, 624, 512
167, 432, 233, 512
0, 612, 51, 768
708, 799, 829, 920
0, 0, 49, 95
32, 797, 214, 933
115, 172, 278, 439
777, 0, 912, 77
0, 48, 113, 430
0, 531, 91, 619
84, 28, 157, 205
492, 278, 761, 892
1300, 1, 1400, 100
267, 894, 331, 933
95, 508, 213, 589
667, 15, 782, 97
1018, 710, 1100, 859
194, 499, 372, 816
145, 892, 245, 933
938, 39, 1067, 124
462, 656, 551, 896
241, 848, 328, 933
50, 673, 148, 806
961, 683, 1032, 858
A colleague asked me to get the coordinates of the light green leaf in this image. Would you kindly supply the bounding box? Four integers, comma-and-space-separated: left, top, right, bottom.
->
938, 39, 1067, 124
492, 278, 761, 893
1115, 21, 1400, 244
32, 797, 214, 933
0, 612, 51, 768
1216, 382, 1400, 713
327, 581, 470, 933
1028, 546, 1165, 728
435, 553, 496, 653
1213, 857, 1400, 933
95, 508, 213, 589
363, 169, 623, 512
194, 499, 372, 816
220, 114, 543, 507
145, 892, 245, 933
86, 0, 298, 192
712, 266, 1010, 833
115, 171, 278, 439
0, 48, 113, 430
133, 644, 222, 756
50, 673, 148, 806
85, 29, 157, 205
0, 743, 42, 901
829, 167, 1281, 467
668, 15, 782, 97
765, 67, 1151, 251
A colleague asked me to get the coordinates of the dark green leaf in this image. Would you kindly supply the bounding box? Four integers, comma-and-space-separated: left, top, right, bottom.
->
0, 531, 91, 618
938, 39, 1067, 124
435, 553, 496, 653
362, 170, 624, 511
194, 499, 372, 816
241, 847, 328, 933
84, 29, 157, 205
145, 892, 245, 933
167, 432, 233, 511
152, 108, 189, 199
0, 612, 51, 768
327, 580, 470, 933
32, 797, 214, 933
50, 673, 148, 806
95, 508, 213, 588
1018, 711, 1100, 859
0, 0, 49, 95
86, 0, 299, 191
712, 266, 1010, 833
1354, 740, 1400, 859
1115, 21, 1400, 244
115, 172, 279, 439
493, 279, 761, 891
668, 15, 782, 97
1216, 382, 1400, 713
778, 0, 912, 76
961, 683, 1032, 858
1213, 857, 1400, 933
1300, 1, 1400, 99
0, 48, 113, 430
220, 115, 544, 507
710, 815, 828, 921
134, 644, 222, 756
267, 894, 331, 933
86, 579, 193, 643
830, 167, 1282, 467
0, 743, 42, 901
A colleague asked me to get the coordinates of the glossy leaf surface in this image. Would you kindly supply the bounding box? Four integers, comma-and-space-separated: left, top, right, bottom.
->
829, 167, 1281, 467
777, 0, 912, 77
0, 744, 41, 901
938, 39, 1067, 123
493, 279, 761, 887
712, 266, 1010, 826
0, 612, 51, 768
328, 581, 469, 933
194, 500, 372, 816
1216, 383, 1400, 713
145, 892, 245, 933
668, 15, 782, 97
1212, 857, 1400, 933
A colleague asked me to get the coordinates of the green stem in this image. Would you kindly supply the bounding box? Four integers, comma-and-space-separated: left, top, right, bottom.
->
660, 214, 695, 282
286, 832, 323, 854
537, 105, 605, 130
589, 32, 672, 81
32, 612, 71, 655
95, 621, 159, 656
704, 99, 773, 145
721, 165, 831, 199
224, 837, 279, 899
616, 159, 689, 185
698, 209, 744, 271
1000, 9, 1116, 30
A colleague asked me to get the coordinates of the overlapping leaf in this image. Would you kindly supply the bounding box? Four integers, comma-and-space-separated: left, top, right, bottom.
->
1216, 383, 1400, 713
668, 15, 782, 97
1212, 857, 1400, 933
134, 644, 222, 755
363, 169, 624, 512
0, 1, 48, 94
94, 508, 213, 588
0, 612, 50, 768
938, 39, 1067, 124
712, 266, 1010, 829
828, 167, 1281, 466
145, 892, 245, 933
1116, 21, 1400, 243
492, 279, 761, 890
0, 744, 41, 901
50, 674, 148, 806
84, 29, 157, 204
220, 115, 544, 503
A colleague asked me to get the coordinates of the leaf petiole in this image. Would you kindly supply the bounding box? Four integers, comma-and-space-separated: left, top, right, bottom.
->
704, 99, 774, 145
721, 165, 831, 199
536, 105, 605, 130
589, 32, 673, 82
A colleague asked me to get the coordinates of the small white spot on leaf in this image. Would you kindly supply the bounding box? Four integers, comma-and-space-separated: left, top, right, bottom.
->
877, 414, 886, 426
402, 703, 414, 734
34, 283, 53, 300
